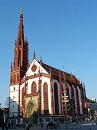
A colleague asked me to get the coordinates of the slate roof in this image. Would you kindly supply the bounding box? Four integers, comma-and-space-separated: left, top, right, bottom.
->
41, 62, 79, 85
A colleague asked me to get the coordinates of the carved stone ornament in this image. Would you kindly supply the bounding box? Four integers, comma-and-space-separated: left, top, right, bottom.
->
31, 64, 37, 72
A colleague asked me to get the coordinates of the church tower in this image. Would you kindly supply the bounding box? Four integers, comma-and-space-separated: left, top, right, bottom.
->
10, 9, 28, 85
9, 9, 29, 119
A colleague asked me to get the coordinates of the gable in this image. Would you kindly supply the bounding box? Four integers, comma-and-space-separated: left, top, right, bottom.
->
26, 59, 49, 77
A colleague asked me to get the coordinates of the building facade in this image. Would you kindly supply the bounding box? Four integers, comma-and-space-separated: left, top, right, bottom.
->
9, 10, 87, 124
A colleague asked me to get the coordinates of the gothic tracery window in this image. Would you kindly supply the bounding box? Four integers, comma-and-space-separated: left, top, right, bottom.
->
54, 82, 59, 114
13, 75, 16, 84
31, 81, 37, 95
17, 74, 19, 82
43, 82, 49, 114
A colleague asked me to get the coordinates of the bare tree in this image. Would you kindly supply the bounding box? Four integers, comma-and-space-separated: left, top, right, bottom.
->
5, 97, 9, 108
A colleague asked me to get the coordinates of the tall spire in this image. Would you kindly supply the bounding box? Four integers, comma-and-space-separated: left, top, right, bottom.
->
17, 9, 24, 46
13, 9, 29, 75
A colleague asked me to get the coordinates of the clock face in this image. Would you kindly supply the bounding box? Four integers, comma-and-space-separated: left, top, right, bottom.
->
31, 64, 37, 72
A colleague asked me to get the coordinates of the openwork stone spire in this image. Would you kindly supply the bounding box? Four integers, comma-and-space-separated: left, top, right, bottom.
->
17, 9, 24, 46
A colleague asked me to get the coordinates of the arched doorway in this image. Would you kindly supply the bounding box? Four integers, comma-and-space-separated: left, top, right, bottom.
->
26, 100, 38, 124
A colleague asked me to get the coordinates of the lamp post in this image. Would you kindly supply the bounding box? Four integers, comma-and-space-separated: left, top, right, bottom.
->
62, 71, 69, 124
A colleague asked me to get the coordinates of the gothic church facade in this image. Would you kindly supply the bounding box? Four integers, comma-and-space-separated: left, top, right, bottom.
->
9, 11, 87, 123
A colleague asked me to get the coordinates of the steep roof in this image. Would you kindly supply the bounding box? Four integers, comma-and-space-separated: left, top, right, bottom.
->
41, 62, 80, 86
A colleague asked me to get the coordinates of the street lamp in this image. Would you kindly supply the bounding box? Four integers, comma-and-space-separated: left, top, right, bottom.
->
62, 71, 69, 123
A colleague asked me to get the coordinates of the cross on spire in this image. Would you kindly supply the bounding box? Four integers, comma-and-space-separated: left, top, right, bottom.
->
20, 9, 23, 14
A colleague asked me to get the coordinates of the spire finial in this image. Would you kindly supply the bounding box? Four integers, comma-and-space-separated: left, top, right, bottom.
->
20, 9, 23, 14
33, 50, 36, 60
40, 56, 42, 66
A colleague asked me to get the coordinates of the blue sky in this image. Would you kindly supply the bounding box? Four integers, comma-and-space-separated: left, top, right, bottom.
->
0, 0, 97, 107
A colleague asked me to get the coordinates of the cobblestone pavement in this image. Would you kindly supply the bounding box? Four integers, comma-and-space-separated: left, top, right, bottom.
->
0, 122, 97, 130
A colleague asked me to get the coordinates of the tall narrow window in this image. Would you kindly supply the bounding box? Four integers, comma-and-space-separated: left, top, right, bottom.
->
43, 82, 49, 114
10, 76, 12, 84
31, 81, 37, 95
54, 82, 59, 114
13, 75, 16, 84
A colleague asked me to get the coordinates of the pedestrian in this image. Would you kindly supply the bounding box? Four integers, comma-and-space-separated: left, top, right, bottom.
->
1, 120, 5, 130
5, 122, 8, 130
41, 122, 43, 128
26, 121, 29, 130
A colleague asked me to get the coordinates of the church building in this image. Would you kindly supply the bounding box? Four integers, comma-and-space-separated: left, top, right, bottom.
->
9, 10, 87, 124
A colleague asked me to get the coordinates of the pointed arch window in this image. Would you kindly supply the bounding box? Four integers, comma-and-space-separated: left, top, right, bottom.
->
43, 82, 49, 114
67, 87, 69, 97
10, 76, 12, 84
54, 82, 59, 114
13, 75, 16, 84
17, 49, 22, 66
31, 81, 37, 95
17, 74, 19, 82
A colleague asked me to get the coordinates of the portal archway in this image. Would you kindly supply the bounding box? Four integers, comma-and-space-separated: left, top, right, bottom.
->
26, 100, 38, 123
